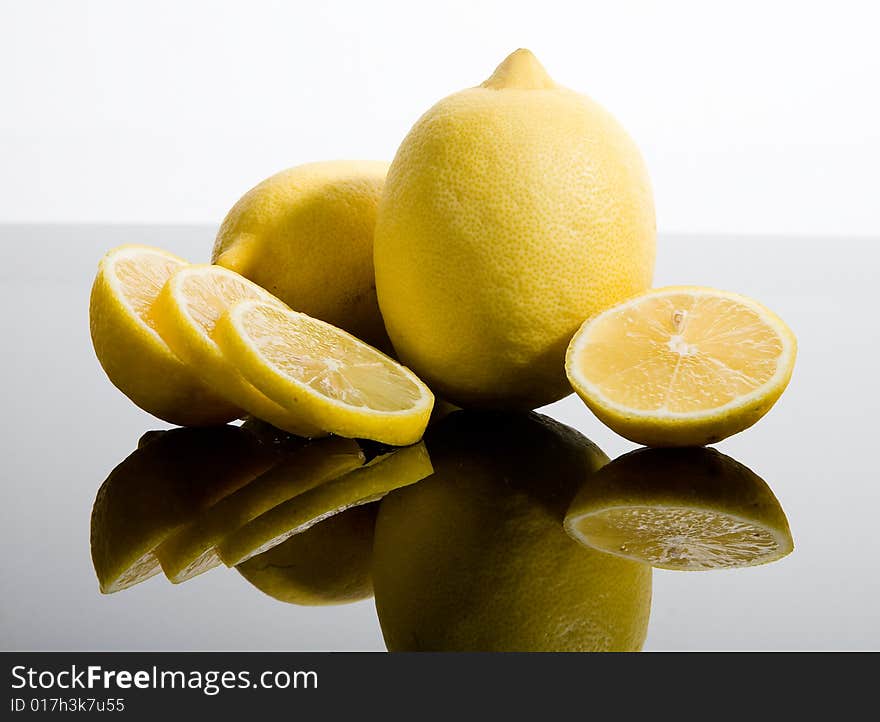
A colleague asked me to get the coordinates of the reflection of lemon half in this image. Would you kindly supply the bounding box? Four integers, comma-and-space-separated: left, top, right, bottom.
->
218, 442, 432, 567
565, 286, 797, 446
154, 436, 364, 583
564, 447, 794, 571
237, 503, 378, 606
214, 300, 434, 445
89, 246, 240, 425
151, 264, 323, 437
90, 426, 275, 593
373, 412, 651, 652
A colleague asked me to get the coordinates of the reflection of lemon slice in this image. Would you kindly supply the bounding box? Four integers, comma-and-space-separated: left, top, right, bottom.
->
373, 412, 651, 652
154, 436, 363, 583
219, 442, 432, 567
214, 300, 434, 444
89, 246, 240, 425
237, 503, 378, 606
90, 426, 275, 593
564, 447, 793, 571
565, 287, 797, 446
151, 264, 322, 437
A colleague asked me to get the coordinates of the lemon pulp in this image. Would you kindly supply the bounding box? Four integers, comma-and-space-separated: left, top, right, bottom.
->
566, 286, 797, 446
215, 300, 434, 444
573, 506, 788, 571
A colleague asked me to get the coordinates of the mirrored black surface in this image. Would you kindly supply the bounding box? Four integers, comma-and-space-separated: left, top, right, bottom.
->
2, 224, 873, 650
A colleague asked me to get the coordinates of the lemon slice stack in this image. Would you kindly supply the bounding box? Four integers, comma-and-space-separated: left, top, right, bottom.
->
89, 247, 434, 445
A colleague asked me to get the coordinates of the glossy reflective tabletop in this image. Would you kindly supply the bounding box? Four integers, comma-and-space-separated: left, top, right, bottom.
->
1, 224, 876, 651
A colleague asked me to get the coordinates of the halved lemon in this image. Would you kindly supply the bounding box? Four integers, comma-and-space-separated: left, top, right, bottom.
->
151, 264, 322, 437
214, 300, 435, 445
218, 441, 433, 566
565, 286, 797, 446
564, 447, 794, 570
89, 246, 240, 425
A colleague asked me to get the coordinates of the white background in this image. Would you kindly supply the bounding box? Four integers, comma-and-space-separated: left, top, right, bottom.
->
1, 0, 879, 235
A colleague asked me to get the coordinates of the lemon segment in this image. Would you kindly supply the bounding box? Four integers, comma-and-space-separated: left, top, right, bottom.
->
154, 436, 364, 583
565, 286, 797, 446
89, 246, 240, 426
151, 264, 323, 437
564, 447, 794, 571
218, 441, 433, 567
214, 300, 434, 445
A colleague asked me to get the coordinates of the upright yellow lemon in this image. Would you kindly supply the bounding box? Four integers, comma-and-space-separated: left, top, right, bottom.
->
374, 49, 655, 409
212, 160, 391, 349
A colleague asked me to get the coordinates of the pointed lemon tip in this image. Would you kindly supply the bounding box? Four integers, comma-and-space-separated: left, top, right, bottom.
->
481, 48, 556, 90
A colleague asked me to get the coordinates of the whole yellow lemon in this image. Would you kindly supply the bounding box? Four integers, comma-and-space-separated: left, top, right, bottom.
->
374, 49, 655, 408
213, 160, 391, 349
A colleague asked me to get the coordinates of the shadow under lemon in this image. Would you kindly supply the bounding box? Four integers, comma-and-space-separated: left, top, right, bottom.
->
564, 447, 794, 571
90, 424, 431, 605
372, 410, 654, 652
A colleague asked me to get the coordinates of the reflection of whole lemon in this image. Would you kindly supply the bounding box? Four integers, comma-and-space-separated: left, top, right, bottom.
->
374, 49, 655, 409
212, 160, 391, 348
372, 412, 652, 651
237, 503, 378, 606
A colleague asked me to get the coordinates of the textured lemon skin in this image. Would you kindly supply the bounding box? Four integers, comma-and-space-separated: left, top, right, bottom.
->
374, 52, 655, 409
564, 447, 794, 569
151, 266, 324, 438
212, 160, 391, 349
372, 411, 652, 652
213, 302, 434, 446
565, 286, 798, 447
89, 247, 240, 426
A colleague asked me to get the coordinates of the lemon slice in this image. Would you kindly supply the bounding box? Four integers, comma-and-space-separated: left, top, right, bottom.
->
236, 503, 378, 606
565, 286, 797, 446
214, 299, 434, 444
152, 264, 323, 437
218, 441, 433, 566
90, 426, 276, 593
564, 447, 794, 570
154, 436, 364, 583
89, 246, 240, 425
